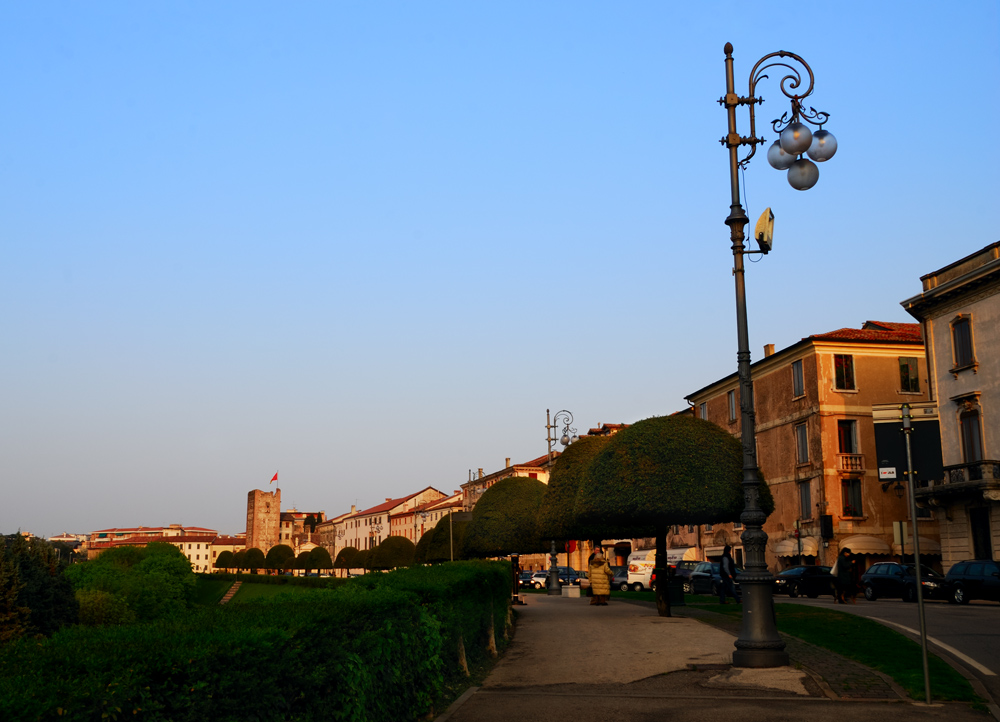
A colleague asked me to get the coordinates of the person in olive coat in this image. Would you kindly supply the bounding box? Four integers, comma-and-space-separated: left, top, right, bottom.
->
589, 549, 614, 606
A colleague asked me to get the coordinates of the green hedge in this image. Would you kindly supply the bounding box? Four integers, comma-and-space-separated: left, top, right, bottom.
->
200, 572, 341, 589
0, 562, 511, 722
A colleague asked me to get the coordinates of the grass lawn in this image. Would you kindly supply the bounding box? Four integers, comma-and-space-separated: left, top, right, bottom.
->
191, 578, 233, 606
229, 582, 318, 603
680, 597, 978, 703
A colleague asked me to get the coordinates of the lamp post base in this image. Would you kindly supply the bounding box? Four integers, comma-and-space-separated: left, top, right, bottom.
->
732, 648, 790, 668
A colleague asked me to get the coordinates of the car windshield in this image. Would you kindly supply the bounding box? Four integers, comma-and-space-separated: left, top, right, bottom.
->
778, 568, 805, 577
904, 565, 944, 579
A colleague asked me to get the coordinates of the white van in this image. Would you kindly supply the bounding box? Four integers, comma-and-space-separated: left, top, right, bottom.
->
626, 548, 696, 592
626, 550, 656, 591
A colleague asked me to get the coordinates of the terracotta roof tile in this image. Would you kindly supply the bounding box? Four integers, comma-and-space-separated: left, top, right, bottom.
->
807, 321, 922, 344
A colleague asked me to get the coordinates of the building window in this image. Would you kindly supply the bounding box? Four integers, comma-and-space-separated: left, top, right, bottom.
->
795, 423, 809, 464
842, 479, 863, 517
687, 525, 695, 533
834, 354, 855, 390
960, 409, 984, 463
952, 316, 974, 368
699, 402, 708, 420
837, 420, 857, 454
799, 481, 812, 519
899, 357, 919, 392
734, 521, 743, 530
792, 359, 804, 397
727, 390, 737, 421
705, 524, 714, 532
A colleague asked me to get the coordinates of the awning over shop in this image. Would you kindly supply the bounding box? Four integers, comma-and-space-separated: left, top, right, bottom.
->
891, 537, 942, 556
773, 537, 819, 557
682, 547, 700, 561
838, 535, 891, 555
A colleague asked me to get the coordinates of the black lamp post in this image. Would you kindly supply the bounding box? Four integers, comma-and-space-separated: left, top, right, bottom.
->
545, 409, 579, 595
720, 42, 837, 668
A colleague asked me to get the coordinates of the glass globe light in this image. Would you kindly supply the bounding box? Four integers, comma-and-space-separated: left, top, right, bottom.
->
806, 129, 838, 162
560, 434, 570, 446
766, 140, 797, 170
787, 158, 819, 190
780, 122, 812, 155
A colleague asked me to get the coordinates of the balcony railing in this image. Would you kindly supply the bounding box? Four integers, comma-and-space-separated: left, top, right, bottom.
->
837, 454, 865, 472
945, 460, 1000, 484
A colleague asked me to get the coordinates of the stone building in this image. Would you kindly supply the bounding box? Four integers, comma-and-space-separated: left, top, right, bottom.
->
246, 488, 281, 553
685, 320, 936, 572
902, 242, 1000, 568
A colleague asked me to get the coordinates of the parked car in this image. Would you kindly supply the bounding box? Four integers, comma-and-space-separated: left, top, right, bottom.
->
945, 559, 1000, 604
529, 571, 549, 589
566, 569, 586, 586
674, 561, 701, 593
518, 571, 535, 589
773, 565, 836, 598
611, 566, 629, 592
861, 562, 949, 602
688, 561, 742, 595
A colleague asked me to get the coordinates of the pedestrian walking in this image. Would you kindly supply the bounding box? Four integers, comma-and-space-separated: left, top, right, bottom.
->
588, 548, 614, 606
835, 547, 858, 604
718, 545, 741, 604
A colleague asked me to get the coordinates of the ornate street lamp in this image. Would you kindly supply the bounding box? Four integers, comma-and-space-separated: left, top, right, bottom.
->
545, 409, 578, 595
719, 42, 836, 668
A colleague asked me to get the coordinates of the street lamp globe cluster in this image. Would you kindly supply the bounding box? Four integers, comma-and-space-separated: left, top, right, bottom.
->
720, 45, 837, 191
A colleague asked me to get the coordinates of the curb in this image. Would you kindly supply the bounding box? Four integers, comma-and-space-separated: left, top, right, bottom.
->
433, 686, 479, 722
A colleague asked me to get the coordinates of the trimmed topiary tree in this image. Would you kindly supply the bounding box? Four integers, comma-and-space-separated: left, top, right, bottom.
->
415, 517, 469, 564
244, 548, 266, 574
369, 536, 416, 570
463, 477, 549, 558
576, 415, 775, 615
334, 546, 358, 576
576, 415, 774, 527
265, 544, 296, 573
232, 550, 247, 572
352, 549, 370, 572
214, 550, 235, 571
537, 434, 635, 543
309, 547, 333, 575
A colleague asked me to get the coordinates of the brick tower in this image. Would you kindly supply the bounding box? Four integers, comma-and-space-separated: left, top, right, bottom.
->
246, 488, 281, 553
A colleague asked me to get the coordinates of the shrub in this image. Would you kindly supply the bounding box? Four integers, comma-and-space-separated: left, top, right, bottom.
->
264, 544, 295, 571
0, 562, 512, 722
463, 477, 548, 558
369, 536, 416, 570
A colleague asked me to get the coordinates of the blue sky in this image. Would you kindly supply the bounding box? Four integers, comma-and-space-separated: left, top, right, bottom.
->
3, 2, 998, 537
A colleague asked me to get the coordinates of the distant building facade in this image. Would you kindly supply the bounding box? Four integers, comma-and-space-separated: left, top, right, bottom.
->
685, 321, 936, 571
903, 242, 1000, 568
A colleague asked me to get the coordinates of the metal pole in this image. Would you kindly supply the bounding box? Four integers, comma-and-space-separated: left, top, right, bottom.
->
724, 42, 788, 668
903, 404, 932, 704
449, 508, 454, 562
545, 409, 561, 595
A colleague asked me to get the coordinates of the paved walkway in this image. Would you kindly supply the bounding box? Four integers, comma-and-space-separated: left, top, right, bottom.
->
438, 595, 991, 722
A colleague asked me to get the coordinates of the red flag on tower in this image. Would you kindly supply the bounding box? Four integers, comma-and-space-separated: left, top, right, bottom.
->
270, 472, 278, 485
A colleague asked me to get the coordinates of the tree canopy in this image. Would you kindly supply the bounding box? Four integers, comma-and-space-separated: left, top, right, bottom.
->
414, 517, 468, 564
63, 542, 195, 624
575, 415, 774, 528
1, 534, 78, 643
334, 546, 358, 571
215, 550, 235, 570
369, 536, 416, 570
309, 546, 333, 570
265, 544, 296, 571
463, 476, 548, 558
243, 548, 266, 573
537, 435, 634, 542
